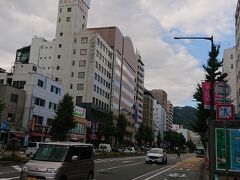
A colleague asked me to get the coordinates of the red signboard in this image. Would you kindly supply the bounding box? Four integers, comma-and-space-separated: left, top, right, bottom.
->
216, 104, 235, 121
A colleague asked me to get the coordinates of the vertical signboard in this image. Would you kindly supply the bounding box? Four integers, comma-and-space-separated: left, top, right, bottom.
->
215, 128, 240, 172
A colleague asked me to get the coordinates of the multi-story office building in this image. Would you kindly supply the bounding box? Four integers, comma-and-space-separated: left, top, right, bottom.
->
222, 47, 237, 112
143, 89, 154, 128
89, 27, 138, 141
166, 100, 173, 131
135, 53, 144, 132
1, 63, 64, 141
151, 89, 168, 111
153, 99, 166, 140
236, 1, 240, 114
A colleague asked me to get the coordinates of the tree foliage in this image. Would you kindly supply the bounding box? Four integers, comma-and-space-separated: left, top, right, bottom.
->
135, 124, 155, 146
51, 93, 75, 141
164, 131, 186, 150
156, 131, 162, 147
186, 140, 196, 152
192, 44, 227, 149
115, 114, 127, 145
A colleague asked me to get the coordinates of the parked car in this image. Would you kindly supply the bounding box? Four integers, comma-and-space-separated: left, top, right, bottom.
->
98, 143, 112, 152
25, 142, 43, 157
123, 147, 136, 154
21, 142, 94, 180
145, 148, 167, 164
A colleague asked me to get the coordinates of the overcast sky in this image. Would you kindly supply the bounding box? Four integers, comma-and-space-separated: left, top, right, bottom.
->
0, 0, 237, 107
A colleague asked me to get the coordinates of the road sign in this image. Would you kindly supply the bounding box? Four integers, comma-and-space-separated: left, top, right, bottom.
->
216, 104, 234, 121
215, 82, 231, 104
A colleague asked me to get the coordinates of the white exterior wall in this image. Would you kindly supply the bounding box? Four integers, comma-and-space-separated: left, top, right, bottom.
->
222, 47, 237, 112
177, 128, 189, 142
12, 63, 64, 129
153, 100, 166, 139
0, 72, 8, 84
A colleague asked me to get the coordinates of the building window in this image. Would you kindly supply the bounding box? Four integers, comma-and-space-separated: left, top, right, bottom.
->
80, 49, 87, 55
74, 38, 77, 43
66, 17, 71, 22
38, 79, 44, 87
13, 81, 26, 89
231, 54, 233, 59
72, 61, 75, 66
70, 84, 73, 89
58, 18, 61, 22
71, 72, 74, 77
73, 49, 76, 54
49, 102, 57, 111
82, 24, 85, 29
60, 32, 63, 36
51, 85, 61, 95
32, 66, 37, 72
76, 96, 82, 105
59, 8, 62, 13
79, 60, 86, 67
10, 94, 18, 103
78, 72, 85, 78
77, 83, 84, 90
59, 44, 62, 48
58, 55, 61, 59
57, 66, 60, 70
47, 118, 53, 126
8, 113, 15, 122
33, 115, 43, 125
67, 7, 72, 12
0, 79, 4, 85
81, 37, 88, 44
34, 97, 46, 107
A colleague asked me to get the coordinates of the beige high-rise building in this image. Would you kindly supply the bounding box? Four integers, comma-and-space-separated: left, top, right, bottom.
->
167, 100, 173, 131
88, 27, 139, 141
150, 89, 168, 111
143, 89, 154, 128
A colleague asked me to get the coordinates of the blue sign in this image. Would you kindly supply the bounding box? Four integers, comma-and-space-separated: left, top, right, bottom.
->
0, 121, 9, 131
231, 129, 240, 171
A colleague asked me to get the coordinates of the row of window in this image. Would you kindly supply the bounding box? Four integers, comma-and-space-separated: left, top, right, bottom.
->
34, 97, 58, 111
32, 115, 53, 127
38, 81, 61, 95
94, 73, 111, 89
97, 38, 112, 58
74, 37, 88, 44
13, 81, 26, 89
40, 46, 52, 49
70, 83, 84, 90
72, 60, 86, 67
95, 62, 111, 79
96, 50, 112, 69
92, 97, 109, 111
73, 49, 87, 55
71, 72, 85, 78
93, 85, 110, 100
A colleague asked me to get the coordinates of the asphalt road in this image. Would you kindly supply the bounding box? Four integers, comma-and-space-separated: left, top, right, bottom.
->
0, 153, 196, 180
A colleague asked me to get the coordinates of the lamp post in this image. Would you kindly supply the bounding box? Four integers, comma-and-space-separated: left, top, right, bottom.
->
174, 36, 214, 180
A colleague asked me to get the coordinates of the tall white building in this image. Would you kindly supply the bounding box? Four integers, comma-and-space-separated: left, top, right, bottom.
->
222, 47, 237, 112
166, 100, 173, 131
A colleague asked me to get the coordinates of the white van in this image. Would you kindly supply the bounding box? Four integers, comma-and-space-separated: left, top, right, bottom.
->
99, 143, 112, 152
26, 142, 42, 157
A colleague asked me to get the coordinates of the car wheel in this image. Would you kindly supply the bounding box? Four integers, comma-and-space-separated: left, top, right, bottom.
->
87, 172, 94, 180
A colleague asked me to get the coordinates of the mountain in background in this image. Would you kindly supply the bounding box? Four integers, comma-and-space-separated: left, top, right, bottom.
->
173, 106, 197, 131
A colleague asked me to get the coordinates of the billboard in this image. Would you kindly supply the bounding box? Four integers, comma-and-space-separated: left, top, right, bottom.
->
215, 128, 240, 172
73, 106, 86, 118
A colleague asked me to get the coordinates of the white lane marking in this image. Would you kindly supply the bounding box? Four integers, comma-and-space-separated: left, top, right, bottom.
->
144, 163, 182, 180
122, 160, 133, 163
12, 165, 22, 171
97, 162, 142, 172
131, 165, 171, 180
95, 156, 144, 163
0, 177, 19, 180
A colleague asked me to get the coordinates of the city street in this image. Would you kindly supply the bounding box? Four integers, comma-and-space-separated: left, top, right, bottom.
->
0, 153, 203, 180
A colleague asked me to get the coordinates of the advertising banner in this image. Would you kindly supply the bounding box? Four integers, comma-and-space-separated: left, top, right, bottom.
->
73, 106, 86, 118
215, 128, 240, 172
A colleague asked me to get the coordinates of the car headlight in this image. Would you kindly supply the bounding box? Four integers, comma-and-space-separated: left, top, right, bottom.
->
46, 168, 59, 173
22, 165, 28, 171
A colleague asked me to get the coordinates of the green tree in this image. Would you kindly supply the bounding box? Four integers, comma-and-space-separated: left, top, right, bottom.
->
192, 44, 227, 149
135, 123, 144, 146
164, 130, 186, 150
0, 99, 4, 118
99, 111, 115, 143
51, 93, 76, 141
186, 140, 196, 152
143, 126, 154, 146
115, 113, 127, 145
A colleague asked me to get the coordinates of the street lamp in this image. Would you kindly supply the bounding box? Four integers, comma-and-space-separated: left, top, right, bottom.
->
174, 36, 214, 180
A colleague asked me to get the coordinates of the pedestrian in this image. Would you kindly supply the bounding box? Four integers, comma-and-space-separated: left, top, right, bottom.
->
176, 149, 181, 160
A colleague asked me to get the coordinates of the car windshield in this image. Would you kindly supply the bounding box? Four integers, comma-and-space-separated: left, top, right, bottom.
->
32, 144, 69, 162
149, 149, 163, 154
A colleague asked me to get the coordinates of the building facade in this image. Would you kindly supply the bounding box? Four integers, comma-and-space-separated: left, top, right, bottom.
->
143, 89, 154, 128
236, 1, 240, 114
166, 100, 173, 131
151, 89, 168, 111
222, 47, 237, 112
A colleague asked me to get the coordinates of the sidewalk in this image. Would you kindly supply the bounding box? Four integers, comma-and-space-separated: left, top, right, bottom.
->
165, 156, 205, 180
